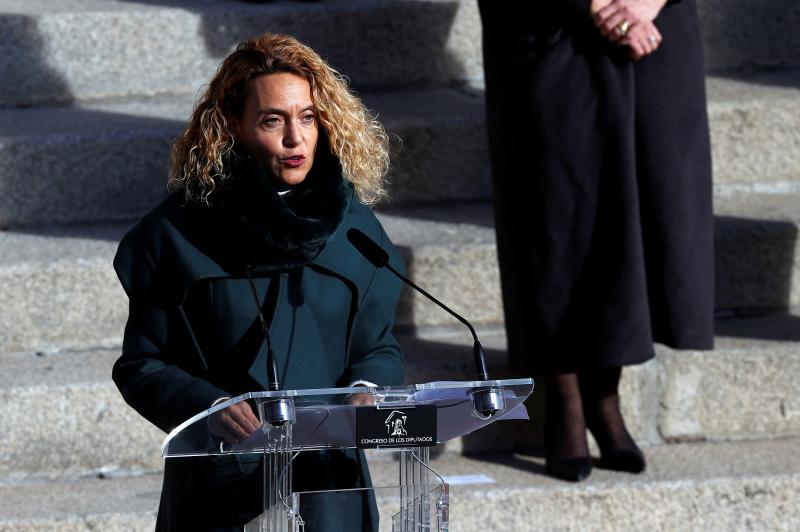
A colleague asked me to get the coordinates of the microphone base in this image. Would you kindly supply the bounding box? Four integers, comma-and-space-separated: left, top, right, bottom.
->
260, 397, 296, 427
470, 387, 505, 420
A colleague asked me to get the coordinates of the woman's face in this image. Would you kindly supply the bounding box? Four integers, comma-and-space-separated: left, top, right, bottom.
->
235, 72, 318, 187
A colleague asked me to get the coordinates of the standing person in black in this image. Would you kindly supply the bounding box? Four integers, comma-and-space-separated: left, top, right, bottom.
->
479, 0, 714, 481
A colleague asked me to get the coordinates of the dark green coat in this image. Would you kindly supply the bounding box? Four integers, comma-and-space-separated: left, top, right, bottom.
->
113, 166, 404, 530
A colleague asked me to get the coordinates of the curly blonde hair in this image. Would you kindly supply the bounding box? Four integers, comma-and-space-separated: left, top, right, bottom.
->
169, 33, 390, 205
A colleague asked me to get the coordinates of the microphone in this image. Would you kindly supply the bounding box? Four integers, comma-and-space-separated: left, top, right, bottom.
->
346, 228, 391, 268
245, 268, 295, 426
347, 228, 504, 418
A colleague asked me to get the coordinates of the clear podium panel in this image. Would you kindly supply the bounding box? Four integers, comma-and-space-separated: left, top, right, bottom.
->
243, 484, 450, 532
162, 379, 534, 458
243, 451, 450, 532
161, 379, 534, 531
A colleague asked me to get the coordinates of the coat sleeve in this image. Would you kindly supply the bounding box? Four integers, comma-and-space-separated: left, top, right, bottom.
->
554, 1, 683, 17
565, 0, 682, 14
565, 0, 592, 13
112, 228, 230, 434
340, 224, 405, 387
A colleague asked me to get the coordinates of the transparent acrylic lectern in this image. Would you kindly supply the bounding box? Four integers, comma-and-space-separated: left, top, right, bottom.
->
161, 378, 534, 531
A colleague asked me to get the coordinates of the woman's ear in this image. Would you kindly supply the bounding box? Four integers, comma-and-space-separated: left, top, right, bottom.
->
228, 116, 252, 160
316, 129, 331, 156
230, 117, 242, 144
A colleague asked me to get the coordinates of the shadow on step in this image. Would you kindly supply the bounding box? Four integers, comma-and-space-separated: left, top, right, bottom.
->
0, 105, 182, 229
459, 450, 549, 478
5, 220, 136, 241
715, 312, 800, 342
0, 14, 73, 107
699, 0, 800, 76
717, 69, 800, 90
112, 0, 472, 94
714, 215, 799, 340
376, 202, 495, 229
398, 334, 547, 456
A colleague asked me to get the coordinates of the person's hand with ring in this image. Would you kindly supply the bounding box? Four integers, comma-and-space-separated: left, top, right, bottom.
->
208, 400, 261, 444
347, 393, 376, 406
620, 20, 663, 59
593, 0, 669, 42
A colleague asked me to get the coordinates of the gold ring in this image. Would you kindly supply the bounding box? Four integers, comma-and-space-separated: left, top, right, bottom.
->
615, 20, 631, 37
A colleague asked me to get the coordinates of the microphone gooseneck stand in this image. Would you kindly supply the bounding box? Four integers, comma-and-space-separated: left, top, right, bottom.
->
246, 267, 295, 426
346, 229, 505, 418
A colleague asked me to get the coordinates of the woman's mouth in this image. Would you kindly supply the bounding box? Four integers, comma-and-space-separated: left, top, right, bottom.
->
281, 155, 305, 168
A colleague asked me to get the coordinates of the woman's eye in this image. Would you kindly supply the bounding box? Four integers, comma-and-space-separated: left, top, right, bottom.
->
301, 114, 315, 124
260, 117, 280, 128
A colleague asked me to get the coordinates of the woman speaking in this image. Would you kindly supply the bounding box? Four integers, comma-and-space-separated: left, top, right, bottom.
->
112, 33, 404, 530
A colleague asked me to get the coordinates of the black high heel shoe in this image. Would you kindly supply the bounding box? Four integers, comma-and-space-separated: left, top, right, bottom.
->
590, 432, 646, 473
545, 454, 593, 482
585, 414, 646, 473
544, 373, 592, 482
580, 367, 646, 474
596, 445, 646, 473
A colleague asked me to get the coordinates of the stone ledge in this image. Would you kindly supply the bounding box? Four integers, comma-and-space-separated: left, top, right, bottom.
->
402, 314, 800, 452
1, 193, 798, 352
707, 71, 800, 189
2, 312, 798, 478
1, 437, 799, 531
2, 74, 799, 226
699, 0, 800, 72
0, 349, 164, 481
0, 0, 482, 106
2, 0, 798, 107
0, 88, 487, 226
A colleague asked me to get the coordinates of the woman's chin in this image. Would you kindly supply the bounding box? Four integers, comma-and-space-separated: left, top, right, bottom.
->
275, 169, 311, 187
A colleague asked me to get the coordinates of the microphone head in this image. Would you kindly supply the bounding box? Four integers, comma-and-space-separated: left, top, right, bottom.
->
347, 228, 389, 268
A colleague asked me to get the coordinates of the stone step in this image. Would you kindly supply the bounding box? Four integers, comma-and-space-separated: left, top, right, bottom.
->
0, 88, 488, 227
403, 311, 800, 453
699, 0, 800, 73
0, 0, 482, 107
1, 437, 799, 531
0, 472, 159, 532
713, 191, 800, 310
1, 73, 799, 227
383, 192, 800, 328
0, 223, 129, 354
1, 312, 797, 479
1, 0, 796, 108
707, 71, 800, 195
400, 438, 800, 531
0, 348, 164, 482
1, 192, 798, 353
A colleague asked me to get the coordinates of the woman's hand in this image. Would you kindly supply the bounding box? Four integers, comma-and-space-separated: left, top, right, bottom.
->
593, 0, 669, 42
347, 393, 375, 406
591, 0, 614, 15
208, 401, 261, 444
620, 20, 663, 60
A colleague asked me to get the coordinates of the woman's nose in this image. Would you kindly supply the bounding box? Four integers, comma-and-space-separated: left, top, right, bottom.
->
284, 121, 302, 147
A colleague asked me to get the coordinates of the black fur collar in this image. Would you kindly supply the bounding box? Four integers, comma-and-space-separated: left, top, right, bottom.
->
214, 143, 353, 272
